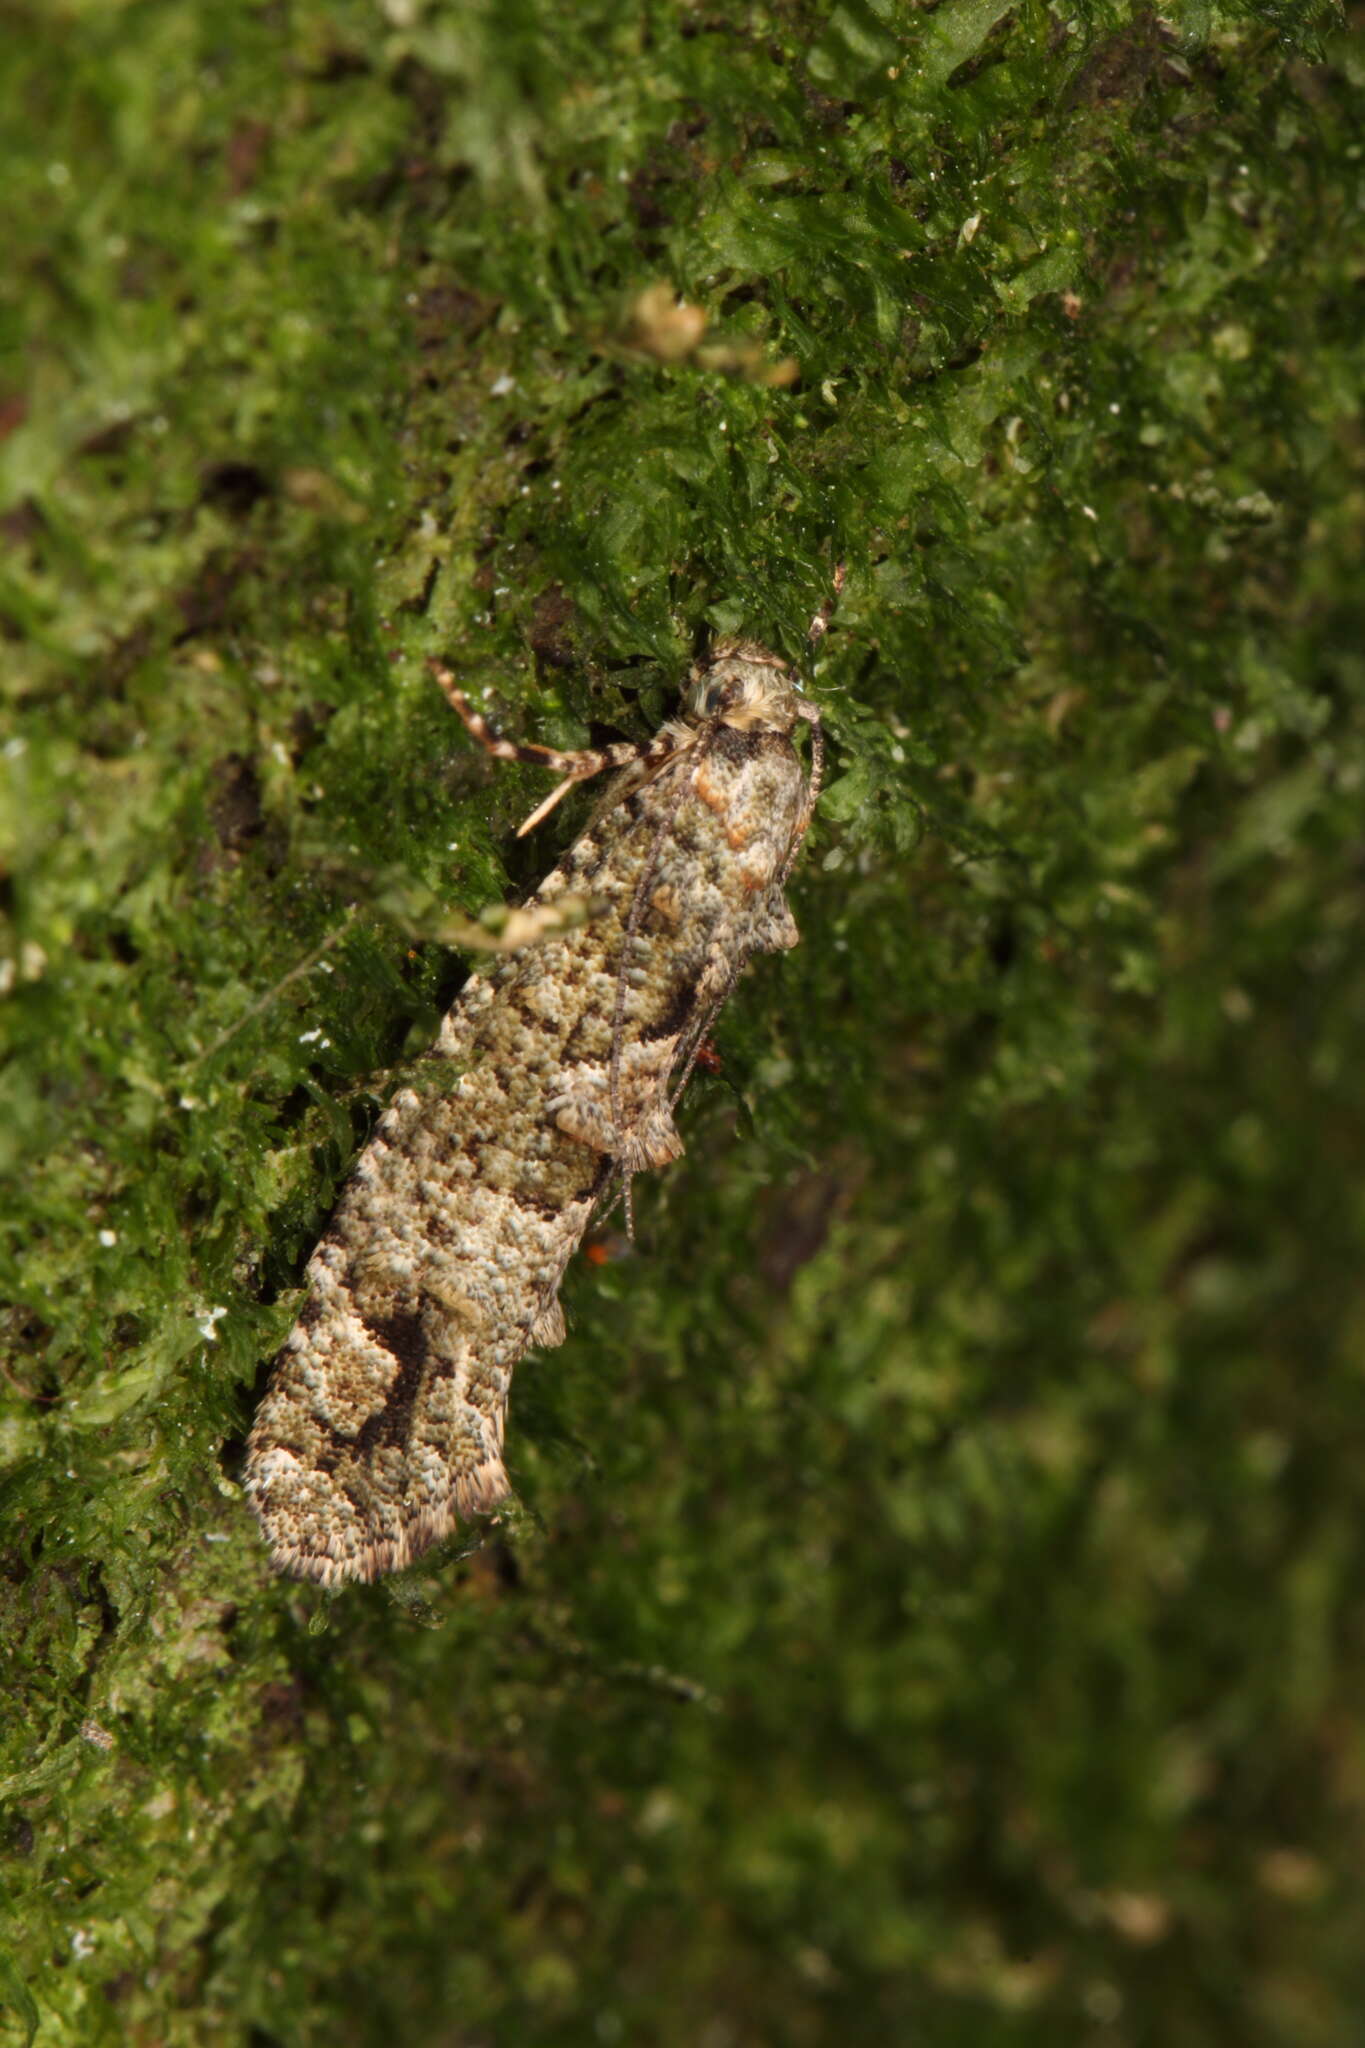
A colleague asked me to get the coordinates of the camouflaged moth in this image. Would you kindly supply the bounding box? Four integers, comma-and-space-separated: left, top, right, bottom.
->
245, 639, 824, 1584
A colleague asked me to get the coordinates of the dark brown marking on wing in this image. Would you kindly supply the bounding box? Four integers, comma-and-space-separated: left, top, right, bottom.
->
510, 1183, 563, 1224
353, 1308, 435, 1456
295, 1293, 325, 1333
641, 977, 701, 1046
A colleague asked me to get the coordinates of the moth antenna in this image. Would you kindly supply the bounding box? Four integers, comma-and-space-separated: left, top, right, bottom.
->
592, 1167, 633, 1242
790, 561, 837, 877
778, 700, 824, 886
607, 727, 719, 1218
807, 560, 847, 648
668, 980, 736, 1112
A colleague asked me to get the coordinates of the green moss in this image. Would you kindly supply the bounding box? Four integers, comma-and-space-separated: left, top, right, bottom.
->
3, 1, 1362, 2043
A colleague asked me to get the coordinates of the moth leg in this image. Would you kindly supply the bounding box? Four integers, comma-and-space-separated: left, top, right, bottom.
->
516, 773, 586, 838
429, 662, 693, 837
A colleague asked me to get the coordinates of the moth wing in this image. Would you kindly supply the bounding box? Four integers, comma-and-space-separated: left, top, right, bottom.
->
246, 1272, 512, 1585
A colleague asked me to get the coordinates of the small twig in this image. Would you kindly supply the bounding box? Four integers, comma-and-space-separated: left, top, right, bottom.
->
519, 1619, 718, 1708
188, 911, 357, 1067
0, 1358, 42, 1401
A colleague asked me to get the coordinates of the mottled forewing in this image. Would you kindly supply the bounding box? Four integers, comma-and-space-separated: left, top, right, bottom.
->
245, 719, 809, 1584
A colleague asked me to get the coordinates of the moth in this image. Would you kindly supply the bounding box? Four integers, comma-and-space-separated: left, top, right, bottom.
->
245, 639, 824, 1585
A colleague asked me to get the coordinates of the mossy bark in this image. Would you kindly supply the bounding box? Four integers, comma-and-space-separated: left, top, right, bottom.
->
2, 2, 1362, 2043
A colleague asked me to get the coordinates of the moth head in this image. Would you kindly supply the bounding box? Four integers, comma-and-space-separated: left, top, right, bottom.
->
685, 639, 818, 735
